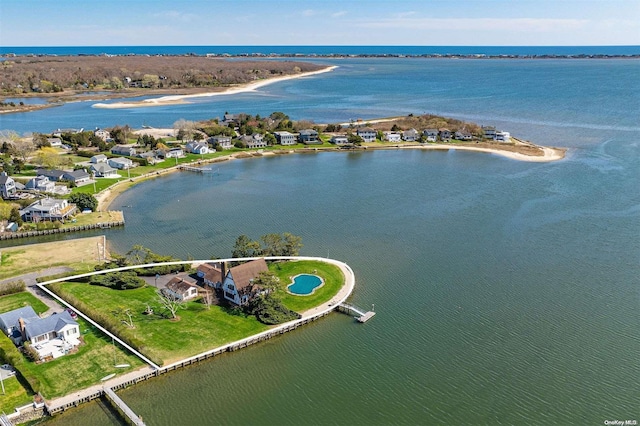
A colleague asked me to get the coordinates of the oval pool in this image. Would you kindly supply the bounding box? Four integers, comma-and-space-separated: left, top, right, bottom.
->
287, 274, 323, 296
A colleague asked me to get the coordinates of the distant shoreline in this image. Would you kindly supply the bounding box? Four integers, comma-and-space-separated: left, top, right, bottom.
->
92, 66, 338, 109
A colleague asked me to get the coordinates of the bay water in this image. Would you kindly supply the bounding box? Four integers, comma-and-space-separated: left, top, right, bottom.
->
1, 56, 638, 425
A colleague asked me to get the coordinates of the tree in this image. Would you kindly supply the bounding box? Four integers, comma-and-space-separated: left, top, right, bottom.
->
193, 132, 204, 141
33, 147, 62, 169
282, 233, 303, 256
32, 133, 50, 148
7, 134, 34, 162
347, 133, 364, 146
157, 290, 186, 319
69, 193, 98, 212
261, 233, 284, 257
173, 119, 196, 141
201, 288, 214, 310
264, 133, 277, 146
8, 207, 22, 226
232, 235, 263, 258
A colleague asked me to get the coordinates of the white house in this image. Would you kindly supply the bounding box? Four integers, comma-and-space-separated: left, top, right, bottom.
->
356, 127, 377, 143
210, 136, 233, 149
164, 276, 199, 301
62, 170, 91, 185
25, 176, 55, 193
330, 134, 349, 145
94, 129, 111, 141
90, 154, 108, 164
495, 131, 511, 142
383, 132, 402, 142
108, 157, 134, 170
111, 145, 137, 156
273, 131, 296, 145
163, 147, 184, 158
222, 258, 269, 306
24, 311, 80, 346
185, 141, 210, 155
20, 198, 77, 222
0, 172, 17, 199
90, 162, 120, 178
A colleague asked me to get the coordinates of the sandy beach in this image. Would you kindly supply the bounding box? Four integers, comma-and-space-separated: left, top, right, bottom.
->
92, 66, 338, 109
403, 143, 566, 162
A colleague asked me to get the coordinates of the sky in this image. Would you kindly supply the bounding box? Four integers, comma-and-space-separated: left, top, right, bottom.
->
1, 0, 639, 46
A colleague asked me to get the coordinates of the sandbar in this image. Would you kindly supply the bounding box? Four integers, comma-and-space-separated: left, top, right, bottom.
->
92, 66, 338, 109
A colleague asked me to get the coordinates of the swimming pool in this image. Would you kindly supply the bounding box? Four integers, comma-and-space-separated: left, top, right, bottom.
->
287, 274, 323, 296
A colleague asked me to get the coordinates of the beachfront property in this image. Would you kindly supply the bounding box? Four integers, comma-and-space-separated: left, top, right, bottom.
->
402, 129, 419, 142
273, 131, 297, 145
90, 154, 108, 164
111, 145, 137, 156
298, 129, 320, 144
137, 150, 163, 164
239, 134, 267, 149
439, 129, 452, 141
164, 147, 185, 158
108, 157, 134, 170
356, 127, 377, 143
164, 276, 200, 301
454, 130, 474, 141
330, 134, 350, 145
0, 172, 17, 199
52, 128, 83, 137
62, 169, 91, 185
90, 162, 120, 178
25, 176, 56, 193
384, 131, 402, 142
20, 198, 77, 222
423, 129, 439, 142
185, 141, 210, 155
222, 258, 269, 306
35, 169, 65, 182
0, 306, 39, 343
482, 126, 497, 139
495, 131, 511, 142
209, 135, 233, 149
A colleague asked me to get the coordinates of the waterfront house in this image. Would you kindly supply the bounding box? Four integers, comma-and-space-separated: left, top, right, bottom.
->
90, 154, 108, 164
210, 135, 233, 149
197, 263, 224, 288
0, 306, 39, 343
273, 131, 296, 145
111, 145, 137, 156
330, 134, 349, 145
164, 276, 199, 301
108, 157, 134, 170
384, 131, 402, 142
356, 127, 377, 143
222, 113, 243, 127
482, 126, 497, 139
298, 129, 320, 144
52, 128, 83, 137
90, 162, 120, 178
439, 129, 452, 141
35, 169, 65, 182
20, 198, 76, 222
185, 141, 210, 155
454, 130, 473, 141
62, 169, 91, 185
0, 172, 17, 199
25, 176, 55, 193
423, 129, 438, 142
402, 129, 419, 142
240, 134, 267, 149
94, 128, 111, 141
24, 311, 80, 346
495, 131, 511, 142
46, 138, 63, 148
163, 147, 184, 158
222, 258, 269, 306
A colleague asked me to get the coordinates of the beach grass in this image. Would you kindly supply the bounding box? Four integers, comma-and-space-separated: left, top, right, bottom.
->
47, 283, 268, 365
270, 260, 344, 313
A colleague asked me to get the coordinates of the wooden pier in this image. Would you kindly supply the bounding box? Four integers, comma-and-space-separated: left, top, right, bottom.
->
179, 165, 213, 173
103, 387, 145, 426
338, 303, 376, 323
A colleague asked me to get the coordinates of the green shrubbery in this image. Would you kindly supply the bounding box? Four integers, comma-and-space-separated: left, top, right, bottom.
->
89, 271, 145, 290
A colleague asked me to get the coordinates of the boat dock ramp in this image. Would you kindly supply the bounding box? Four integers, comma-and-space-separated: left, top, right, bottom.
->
338, 303, 376, 323
179, 165, 214, 173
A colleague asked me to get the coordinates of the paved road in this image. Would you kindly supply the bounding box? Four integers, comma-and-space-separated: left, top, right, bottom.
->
0, 267, 72, 315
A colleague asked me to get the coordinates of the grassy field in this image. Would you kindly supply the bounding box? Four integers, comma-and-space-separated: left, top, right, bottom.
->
270, 260, 345, 313
0, 376, 34, 414
17, 317, 145, 399
61, 211, 124, 227
0, 236, 104, 280
72, 177, 125, 195
0, 292, 49, 315
48, 283, 268, 365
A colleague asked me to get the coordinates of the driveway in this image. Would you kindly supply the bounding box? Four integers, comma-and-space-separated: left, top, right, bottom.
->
0, 267, 73, 315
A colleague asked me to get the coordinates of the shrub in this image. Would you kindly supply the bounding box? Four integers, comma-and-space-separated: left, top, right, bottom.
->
89, 271, 146, 290
0, 280, 26, 296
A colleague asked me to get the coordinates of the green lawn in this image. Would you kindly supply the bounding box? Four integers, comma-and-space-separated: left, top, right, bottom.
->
16, 318, 145, 399
0, 293, 49, 316
0, 376, 34, 414
72, 178, 125, 195
270, 260, 345, 313
48, 283, 268, 365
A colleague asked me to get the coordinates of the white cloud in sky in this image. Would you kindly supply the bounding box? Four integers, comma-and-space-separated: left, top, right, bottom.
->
331, 11, 348, 18
358, 17, 590, 33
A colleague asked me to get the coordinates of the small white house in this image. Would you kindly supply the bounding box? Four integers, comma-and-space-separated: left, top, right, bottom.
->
383, 132, 402, 142
495, 131, 511, 142
90, 163, 120, 178
330, 135, 349, 145
164, 276, 199, 301
90, 154, 108, 164
108, 157, 134, 170
185, 141, 210, 155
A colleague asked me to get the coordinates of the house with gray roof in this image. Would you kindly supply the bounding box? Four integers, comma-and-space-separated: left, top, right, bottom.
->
209, 135, 233, 149
25, 176, 56, 193
185, 141, 210, 155
108, 157, 135, 170
20, 198, 77, 222
35, 169, 65, 181
63, 169, 91, 185
0, 306, 39, 342
90, 162, 120, 178
356, 127, 377, 143
402, 129, 419, 142
90, 154, 108, 164
273, 131, 296, 145
298, 129, 320, 144
0, 172, 17, 199
222, 258, 269, 306
423, 129, 439, 142
24, 311, 79, 346
111, 145, 137, 156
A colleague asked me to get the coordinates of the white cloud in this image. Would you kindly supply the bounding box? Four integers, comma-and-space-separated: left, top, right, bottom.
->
358, 17, 591, 33
331, 11, 347, 18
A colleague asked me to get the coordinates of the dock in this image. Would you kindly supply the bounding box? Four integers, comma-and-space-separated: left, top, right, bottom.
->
103, 387, 145, 426
179, 165, 213, 173
338, 303, 376, 323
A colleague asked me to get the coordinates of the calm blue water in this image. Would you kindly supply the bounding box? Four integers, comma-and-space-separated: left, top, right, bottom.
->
287, 274, 323, 295
2, 45, 639, 57
2, 57, 639, 426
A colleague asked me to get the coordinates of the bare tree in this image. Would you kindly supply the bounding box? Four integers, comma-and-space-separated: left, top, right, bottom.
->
173, 119, 197, 141
1, 131, 33, 162
201, 288, 214, 310
157, 290, 186, 319
113, 307, 136, 328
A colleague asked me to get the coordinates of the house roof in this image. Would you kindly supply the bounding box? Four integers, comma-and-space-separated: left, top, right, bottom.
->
64, 170, 90, 180
24, 311, 77, 339
91, 154, 107, 161
109, 157, 132, 164
0, 174, 12, 185
36, 169, 65, 179
0, 306, 39, 331
166, 276, 198, 294
91, 163, 116, 173
299, 129, 318, 136
228, 258, 269, 291
357, 127, 375, 133
197, 263, 220, 274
